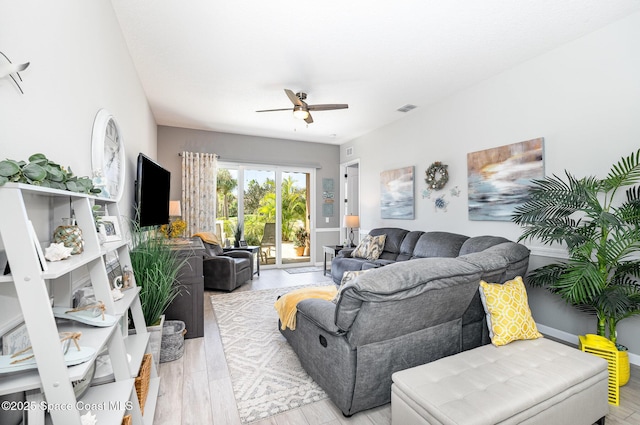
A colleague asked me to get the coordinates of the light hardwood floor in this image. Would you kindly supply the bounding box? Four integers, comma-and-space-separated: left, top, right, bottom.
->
152, 268, 640, 425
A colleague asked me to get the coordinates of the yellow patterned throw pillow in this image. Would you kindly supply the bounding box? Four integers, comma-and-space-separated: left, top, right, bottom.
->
479, 276, 542, 346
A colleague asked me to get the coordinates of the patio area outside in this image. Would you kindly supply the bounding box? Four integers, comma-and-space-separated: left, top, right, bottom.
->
216, 167, 311, 268
274, 241, 310, 265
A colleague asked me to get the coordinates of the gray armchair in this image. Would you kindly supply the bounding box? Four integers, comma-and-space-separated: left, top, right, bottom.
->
198, 238, 253, 291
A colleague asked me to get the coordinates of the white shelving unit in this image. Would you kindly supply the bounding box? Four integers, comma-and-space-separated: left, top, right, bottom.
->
0, 183, 159, 425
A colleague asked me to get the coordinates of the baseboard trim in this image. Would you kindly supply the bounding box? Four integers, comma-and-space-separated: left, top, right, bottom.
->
526, 245, 568, 259
537, 324, 640, 366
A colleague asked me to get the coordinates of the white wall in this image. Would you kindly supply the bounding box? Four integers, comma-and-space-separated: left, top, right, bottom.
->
340, 12, 640, 356
0, 0, 156, 219
341, 12, 639, 241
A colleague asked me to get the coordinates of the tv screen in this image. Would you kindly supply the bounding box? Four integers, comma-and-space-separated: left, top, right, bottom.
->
135, 153, 171, 227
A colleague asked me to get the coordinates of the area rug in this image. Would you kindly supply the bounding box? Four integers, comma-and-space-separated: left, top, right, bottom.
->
284, 266, 324, 274
210, 286, 328, 423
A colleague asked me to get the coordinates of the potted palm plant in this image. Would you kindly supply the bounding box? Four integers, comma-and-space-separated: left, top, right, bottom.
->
293, 227, 308, 256
512, 149, 640, 385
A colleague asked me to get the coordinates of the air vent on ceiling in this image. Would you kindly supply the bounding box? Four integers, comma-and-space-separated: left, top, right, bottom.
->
397, 104, 417, 113
346, 146, 354, 157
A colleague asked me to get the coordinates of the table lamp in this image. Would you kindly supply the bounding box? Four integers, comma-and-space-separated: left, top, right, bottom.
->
169, 200, 182, 217
344, 215, 360, 247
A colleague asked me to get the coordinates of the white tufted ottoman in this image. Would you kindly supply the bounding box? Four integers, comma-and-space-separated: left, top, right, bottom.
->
391, 338, 609, 425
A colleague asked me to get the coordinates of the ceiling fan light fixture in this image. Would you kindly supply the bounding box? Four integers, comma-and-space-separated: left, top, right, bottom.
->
292, 105, 309, 120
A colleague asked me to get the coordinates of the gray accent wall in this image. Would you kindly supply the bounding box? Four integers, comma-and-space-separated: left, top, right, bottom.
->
339, 12, 640, 360
157, 126, 341, 262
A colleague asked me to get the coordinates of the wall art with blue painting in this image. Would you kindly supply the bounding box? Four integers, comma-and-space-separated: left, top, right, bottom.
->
467, 138, 544, 221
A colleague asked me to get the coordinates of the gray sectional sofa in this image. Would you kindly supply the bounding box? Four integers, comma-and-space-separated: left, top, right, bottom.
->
331, 227, 521, 285
280, 228, 530, 416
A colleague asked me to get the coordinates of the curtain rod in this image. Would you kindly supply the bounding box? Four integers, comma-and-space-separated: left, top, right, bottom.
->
178, 153, 320, 168
178, 152, 220, 158
220, 157, 322, 169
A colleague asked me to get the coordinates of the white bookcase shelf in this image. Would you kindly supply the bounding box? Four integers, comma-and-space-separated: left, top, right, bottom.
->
0, 183, 158, 425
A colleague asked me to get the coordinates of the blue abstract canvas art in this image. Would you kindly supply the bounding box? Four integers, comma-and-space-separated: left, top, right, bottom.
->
467, 138, 544, 221
381, 166, 414, 219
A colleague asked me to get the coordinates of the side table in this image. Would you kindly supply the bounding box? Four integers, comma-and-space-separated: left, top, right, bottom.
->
223, 245, 260, 277
323, 245, 344, 276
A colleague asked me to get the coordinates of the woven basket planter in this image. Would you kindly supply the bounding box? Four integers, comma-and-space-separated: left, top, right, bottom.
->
160, 320, 187, 363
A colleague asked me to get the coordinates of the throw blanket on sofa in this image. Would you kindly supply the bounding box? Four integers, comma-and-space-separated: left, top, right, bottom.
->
193, 232, 221, 245
274, 286, 337, 331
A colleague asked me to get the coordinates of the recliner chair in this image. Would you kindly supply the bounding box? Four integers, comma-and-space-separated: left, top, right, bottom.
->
197, 237, 253, 291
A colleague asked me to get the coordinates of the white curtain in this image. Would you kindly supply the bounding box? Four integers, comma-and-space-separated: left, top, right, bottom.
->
181, 151, 217, 236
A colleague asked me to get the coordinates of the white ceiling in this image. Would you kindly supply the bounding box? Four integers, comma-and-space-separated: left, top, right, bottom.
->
111, 1, 640, 145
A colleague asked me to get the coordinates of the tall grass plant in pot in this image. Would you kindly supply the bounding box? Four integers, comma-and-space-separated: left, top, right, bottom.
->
129, 219, 187, 365
512, 149, 640, 385
129, 223, 186, 327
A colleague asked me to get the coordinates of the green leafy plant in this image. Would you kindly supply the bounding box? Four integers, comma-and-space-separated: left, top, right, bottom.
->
293, 227, 308, 248
258, 176, 306, 240
233, 222, 243, 245
512, 149, 640, 345
129, 220, 187, 326
0, 153, 99, 194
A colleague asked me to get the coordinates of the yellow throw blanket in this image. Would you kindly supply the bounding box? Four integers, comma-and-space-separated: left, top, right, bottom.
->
274, 285, 338, 331
193, 232, 220, 245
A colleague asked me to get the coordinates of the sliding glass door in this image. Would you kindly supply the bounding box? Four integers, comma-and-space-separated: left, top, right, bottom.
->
244, 168, 276, 265
216, 163, 313, 269
281, 170, 310, 265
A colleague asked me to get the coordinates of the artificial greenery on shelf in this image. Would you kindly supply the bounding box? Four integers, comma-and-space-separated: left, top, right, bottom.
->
512, 149, 640, 346
0, 153, 99, 194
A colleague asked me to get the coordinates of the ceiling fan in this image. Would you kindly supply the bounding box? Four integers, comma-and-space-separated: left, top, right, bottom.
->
256, 89, 348, 124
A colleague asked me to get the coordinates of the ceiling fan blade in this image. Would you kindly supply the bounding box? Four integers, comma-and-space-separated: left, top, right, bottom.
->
307, 104, 349, 111
304, 113, 313, 124
256, 108, 293, 112
285, 89, 304, 106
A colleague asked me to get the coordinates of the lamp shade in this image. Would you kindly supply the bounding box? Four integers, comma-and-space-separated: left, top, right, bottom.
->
293, 105, 310, 120
344, 215, 360, 228
169, 200, 182, 217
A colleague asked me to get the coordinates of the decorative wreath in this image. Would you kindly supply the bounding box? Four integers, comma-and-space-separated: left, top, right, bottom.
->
425, 161, 449, 191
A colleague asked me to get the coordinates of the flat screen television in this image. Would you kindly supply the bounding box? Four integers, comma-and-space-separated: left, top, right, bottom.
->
135, 153, 171, 227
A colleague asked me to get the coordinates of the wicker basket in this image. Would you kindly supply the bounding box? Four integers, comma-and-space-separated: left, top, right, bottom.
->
122, 414, 132, 425
135, 353, 153, 414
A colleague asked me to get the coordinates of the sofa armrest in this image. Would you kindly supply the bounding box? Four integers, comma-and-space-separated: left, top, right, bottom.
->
223, 250, 252, 260
203, 255, 234, 274
337, 248, 355, 258
296, 298, 343, 335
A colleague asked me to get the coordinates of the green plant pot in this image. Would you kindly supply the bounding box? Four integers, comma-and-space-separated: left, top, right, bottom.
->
618, 349, 630, 387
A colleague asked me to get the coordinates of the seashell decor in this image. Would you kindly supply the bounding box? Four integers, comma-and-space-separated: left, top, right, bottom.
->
44, 242, 74, 262
80, 411, 97, 425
